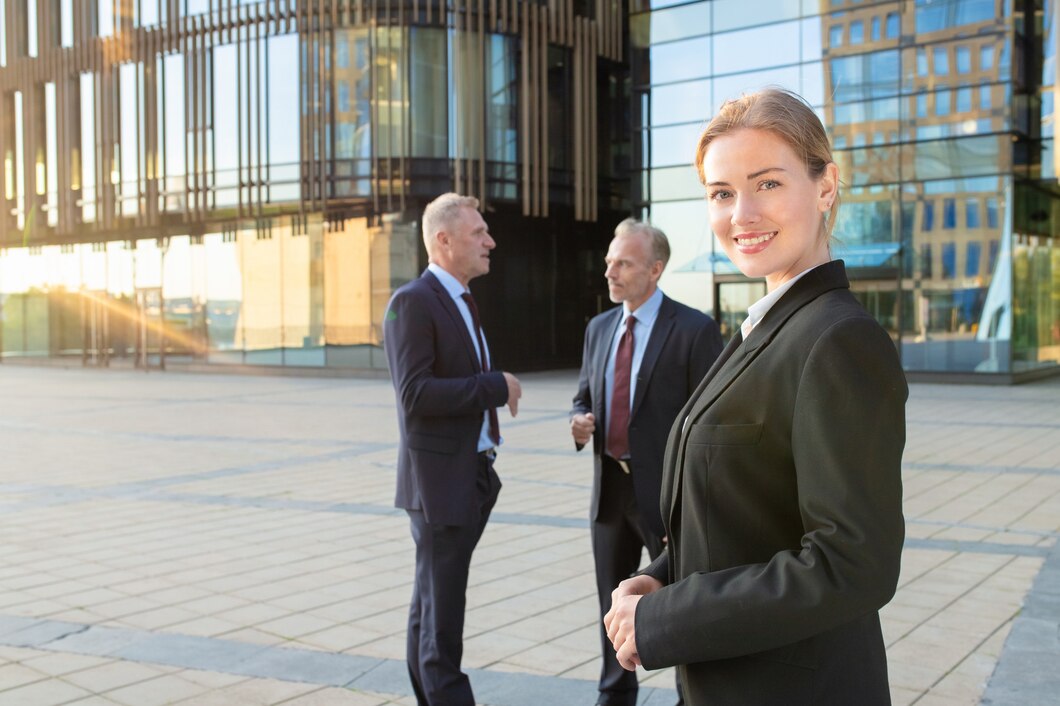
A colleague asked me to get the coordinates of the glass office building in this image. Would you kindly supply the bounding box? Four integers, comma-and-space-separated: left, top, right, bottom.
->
0, 0, 632, 371
637, 0, 1059, 380
1, 0, 1058, 380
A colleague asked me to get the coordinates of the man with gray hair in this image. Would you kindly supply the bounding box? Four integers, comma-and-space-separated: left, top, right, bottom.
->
385, 193, 521, 705
571, 218, 721, 706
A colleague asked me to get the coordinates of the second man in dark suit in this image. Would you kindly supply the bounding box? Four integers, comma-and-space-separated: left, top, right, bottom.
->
570, 219, 722, 706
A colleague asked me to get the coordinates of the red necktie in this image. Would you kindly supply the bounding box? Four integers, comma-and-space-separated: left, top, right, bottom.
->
607, 315, 635, 459
461, 292, 501, 446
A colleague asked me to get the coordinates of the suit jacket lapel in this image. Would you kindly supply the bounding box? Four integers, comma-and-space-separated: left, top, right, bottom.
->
630, 296, 675, 421
591, 308, 622, 426
423, 270, 480, 372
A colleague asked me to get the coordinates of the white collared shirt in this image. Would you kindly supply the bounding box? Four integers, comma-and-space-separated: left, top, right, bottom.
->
740, 263, 826, 339
427, 263, 500, 451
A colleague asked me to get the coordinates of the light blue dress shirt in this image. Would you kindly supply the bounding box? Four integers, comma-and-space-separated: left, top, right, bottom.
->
428, 263, 500, 452
604, 287, 664, 444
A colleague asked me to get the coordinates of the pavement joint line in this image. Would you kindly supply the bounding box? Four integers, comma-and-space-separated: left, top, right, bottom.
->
3, 483, 1055, 550
906, 419, 1060, 430
0, 615, 679, 705
904, 461, 1060, 476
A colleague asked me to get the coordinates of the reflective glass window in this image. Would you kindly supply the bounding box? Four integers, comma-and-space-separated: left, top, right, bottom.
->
830, 25, 843, 48
27, 0, 37, 56
980, 45, 994, 71
119, 63, 141, 217
650, 123, 705, 168
651, 36, 710, 84
44, 83, 57, 226
941, 242, 956, 278
850, 20, 864, 45
79, 74, 95, 222
988, 239, 999, 271
980, 84, 992, 109
99, 0, 113, 37
909, 136, 1006, 181
713, 65, 800, 114
650, 165, 705, 201
871, 17, 881, 42
936, 89, 951, 115
923, 202, 934, 231
630, 3, 711, 47
917, 47, 928, 76
140, 0, 161, 27
829, 50, 899, 102
268, 35, 300, 201
487, 35, 518, 168
213, 44, 238, 207
966, 198, 981, 228
915, 0, 996, 34
965, 241, 982, 277
986, 197, 999, 228
920, 243, 933, 276
956, 86, 972, 112
650, 80, 710, 125
334, 29, 371, 164
713, 21, 799, 76
800, 62, 825, 106
956, 45, 971, 73
934, 46, 949, 75
916, 93, 928, 117
159, 54, 184, 212
801, 18, 823, 62
61, 0, 73, 46
942, 198, 956, 228
714, 0, 799, 32
184, 0, 210, 16
885, 12, 900, 38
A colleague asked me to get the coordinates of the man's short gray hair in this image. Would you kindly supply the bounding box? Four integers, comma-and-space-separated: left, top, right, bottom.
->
422, 193, 480, 254
614, 218, 670, 268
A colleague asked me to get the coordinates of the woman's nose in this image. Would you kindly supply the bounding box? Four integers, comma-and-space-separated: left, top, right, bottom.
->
731, 196, 760, 226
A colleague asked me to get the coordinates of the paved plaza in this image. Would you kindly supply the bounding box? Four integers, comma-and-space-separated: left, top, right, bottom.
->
0, 364, 1058, 705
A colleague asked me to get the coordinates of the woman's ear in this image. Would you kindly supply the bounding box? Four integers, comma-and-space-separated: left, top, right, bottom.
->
818, 162, 839, 213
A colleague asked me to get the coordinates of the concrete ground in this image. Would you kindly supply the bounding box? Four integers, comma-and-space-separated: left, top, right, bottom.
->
0, 365, 1057, 706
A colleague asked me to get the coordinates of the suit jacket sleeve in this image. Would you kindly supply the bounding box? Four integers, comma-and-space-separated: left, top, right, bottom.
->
635, 316, 906, 667
570, 321, 596, 451
385, 287, 508, 418
687, 316, 723, 387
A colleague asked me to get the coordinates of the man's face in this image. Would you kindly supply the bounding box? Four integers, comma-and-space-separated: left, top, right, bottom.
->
604, 233, 661, 311
441, 208, 495, 286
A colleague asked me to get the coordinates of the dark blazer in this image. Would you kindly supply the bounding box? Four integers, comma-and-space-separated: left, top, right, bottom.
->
636, 261, 907, 705
572, 294, 722, 539
384, 269, 509, 526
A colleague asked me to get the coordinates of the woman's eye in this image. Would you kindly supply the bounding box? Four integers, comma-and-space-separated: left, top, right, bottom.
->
761, 180, 780, 191
708, 190, 732, 201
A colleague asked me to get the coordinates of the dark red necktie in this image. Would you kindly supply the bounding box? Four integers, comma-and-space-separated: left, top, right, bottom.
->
461, 292, 501, 446
607, 315, 635, 459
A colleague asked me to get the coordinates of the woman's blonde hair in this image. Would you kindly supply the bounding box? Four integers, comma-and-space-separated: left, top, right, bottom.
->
694, 88, 840, 239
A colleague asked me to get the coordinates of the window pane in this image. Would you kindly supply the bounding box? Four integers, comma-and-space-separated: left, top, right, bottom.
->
268, 34, 300, 201
411, 28, 447, 158
630, 3, 711, 46
956, 45, 971, 73
486, 35, 518, 169
651, 36, 711, 84
714, 22, 799, 75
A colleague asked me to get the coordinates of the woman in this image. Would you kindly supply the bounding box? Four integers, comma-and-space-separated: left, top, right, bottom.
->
604, 88, 907, 705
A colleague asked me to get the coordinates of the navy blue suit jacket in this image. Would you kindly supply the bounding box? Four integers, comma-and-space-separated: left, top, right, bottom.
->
571, 295, 722, 539
384, 269, 509, 526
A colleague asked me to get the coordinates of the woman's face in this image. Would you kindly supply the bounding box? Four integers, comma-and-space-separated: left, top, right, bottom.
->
702, 128, 838, 292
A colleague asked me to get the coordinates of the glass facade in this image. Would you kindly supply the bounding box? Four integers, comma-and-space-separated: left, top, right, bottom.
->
635, 0, 1059, 379
0, 1, 631, 372
2, 0, 1057, 379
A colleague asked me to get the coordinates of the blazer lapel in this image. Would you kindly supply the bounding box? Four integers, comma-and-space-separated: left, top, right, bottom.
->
664, 260, 852, 534
630, 296, 675, 421
423, 270, 480, 372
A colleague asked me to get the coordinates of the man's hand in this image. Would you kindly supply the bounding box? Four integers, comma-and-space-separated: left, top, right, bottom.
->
503, 372, 522, 417
570, 413, 596, 446
603, 574, 664, 672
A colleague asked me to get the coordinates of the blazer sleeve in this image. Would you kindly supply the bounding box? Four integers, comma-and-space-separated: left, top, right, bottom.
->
385, 287, 508, 418
635, 315, 907, 668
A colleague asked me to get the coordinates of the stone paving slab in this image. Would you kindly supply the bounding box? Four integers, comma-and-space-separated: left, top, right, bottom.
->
0, 366, 1058, 705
